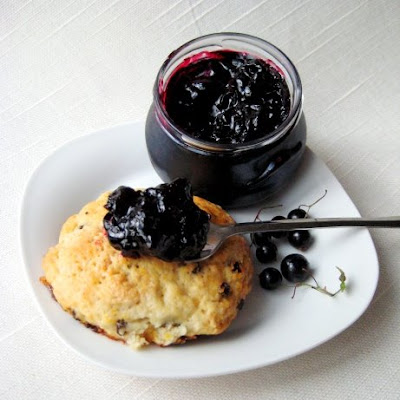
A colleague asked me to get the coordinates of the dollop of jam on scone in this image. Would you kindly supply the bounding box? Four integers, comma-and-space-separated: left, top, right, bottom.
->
103, 178, 210, 261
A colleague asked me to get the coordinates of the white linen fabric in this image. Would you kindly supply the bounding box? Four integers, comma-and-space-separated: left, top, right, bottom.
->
1, 0, 399, 398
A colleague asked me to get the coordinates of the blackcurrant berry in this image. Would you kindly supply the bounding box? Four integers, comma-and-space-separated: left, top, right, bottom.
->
288, 230, 312, 250
281, 254, 309, 283
255, 241, 277, 263
287, 208, 307, 219
259, 267, 282, 290
251, 231, 272, 247
270, 215, 287, 238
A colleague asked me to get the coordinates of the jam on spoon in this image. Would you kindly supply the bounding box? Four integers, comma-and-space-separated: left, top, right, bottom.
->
103, 178, 210, 262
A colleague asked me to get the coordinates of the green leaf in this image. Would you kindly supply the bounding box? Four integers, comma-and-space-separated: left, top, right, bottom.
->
336, 267, 346, 292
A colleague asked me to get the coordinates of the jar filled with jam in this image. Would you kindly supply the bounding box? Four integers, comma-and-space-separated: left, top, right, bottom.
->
145, 33, 306, 208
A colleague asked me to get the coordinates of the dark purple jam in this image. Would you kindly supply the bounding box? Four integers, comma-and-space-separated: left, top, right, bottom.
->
103, 178, 210, 262
164, 50, 291, 144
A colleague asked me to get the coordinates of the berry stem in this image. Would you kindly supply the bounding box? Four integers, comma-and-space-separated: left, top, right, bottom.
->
253, 204, 283, 222
291, 267, 346, 299
298, 189, 328, 217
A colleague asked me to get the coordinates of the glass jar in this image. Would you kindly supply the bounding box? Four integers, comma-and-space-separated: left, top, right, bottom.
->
145, 33, 306, 208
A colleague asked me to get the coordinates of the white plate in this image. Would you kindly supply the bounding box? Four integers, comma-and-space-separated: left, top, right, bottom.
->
20, 122, 379, 378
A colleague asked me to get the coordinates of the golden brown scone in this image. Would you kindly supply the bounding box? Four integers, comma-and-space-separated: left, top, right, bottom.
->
41, 191, 253, 349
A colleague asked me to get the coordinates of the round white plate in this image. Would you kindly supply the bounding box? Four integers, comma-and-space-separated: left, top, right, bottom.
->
20, 122, 379, 378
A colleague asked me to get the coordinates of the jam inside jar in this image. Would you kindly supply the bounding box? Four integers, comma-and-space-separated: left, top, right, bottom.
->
145, 33, 306, 208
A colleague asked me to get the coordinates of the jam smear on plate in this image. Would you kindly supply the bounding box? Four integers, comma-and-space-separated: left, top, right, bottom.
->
164, 50, 291, 144
103, 178, 210, 262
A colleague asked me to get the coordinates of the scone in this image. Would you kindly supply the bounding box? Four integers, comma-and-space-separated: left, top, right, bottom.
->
41, 191, 253, 349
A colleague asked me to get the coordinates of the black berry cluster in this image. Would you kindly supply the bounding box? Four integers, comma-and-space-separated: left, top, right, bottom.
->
254, 207, 312, 290
254, 193, 348, 297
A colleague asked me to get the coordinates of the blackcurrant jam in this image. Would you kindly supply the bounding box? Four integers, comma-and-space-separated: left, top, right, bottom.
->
146, 33, 306, 208
103, 178, 210, 262
164, 50, 290, 144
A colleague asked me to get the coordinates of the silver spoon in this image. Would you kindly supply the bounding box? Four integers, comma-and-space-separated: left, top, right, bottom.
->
187, 216, 400, 263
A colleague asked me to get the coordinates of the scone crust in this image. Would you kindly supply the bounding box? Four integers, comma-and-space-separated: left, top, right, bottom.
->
42, 192, 253, 348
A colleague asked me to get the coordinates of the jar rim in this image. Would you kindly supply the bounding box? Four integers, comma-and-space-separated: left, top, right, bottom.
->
154, 32, 303, 153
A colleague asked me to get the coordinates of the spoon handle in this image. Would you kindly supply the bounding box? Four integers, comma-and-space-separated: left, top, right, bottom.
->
228, 216, 400, 236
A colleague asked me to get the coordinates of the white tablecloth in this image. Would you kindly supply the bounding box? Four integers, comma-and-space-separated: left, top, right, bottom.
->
1, 0, 400, 398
